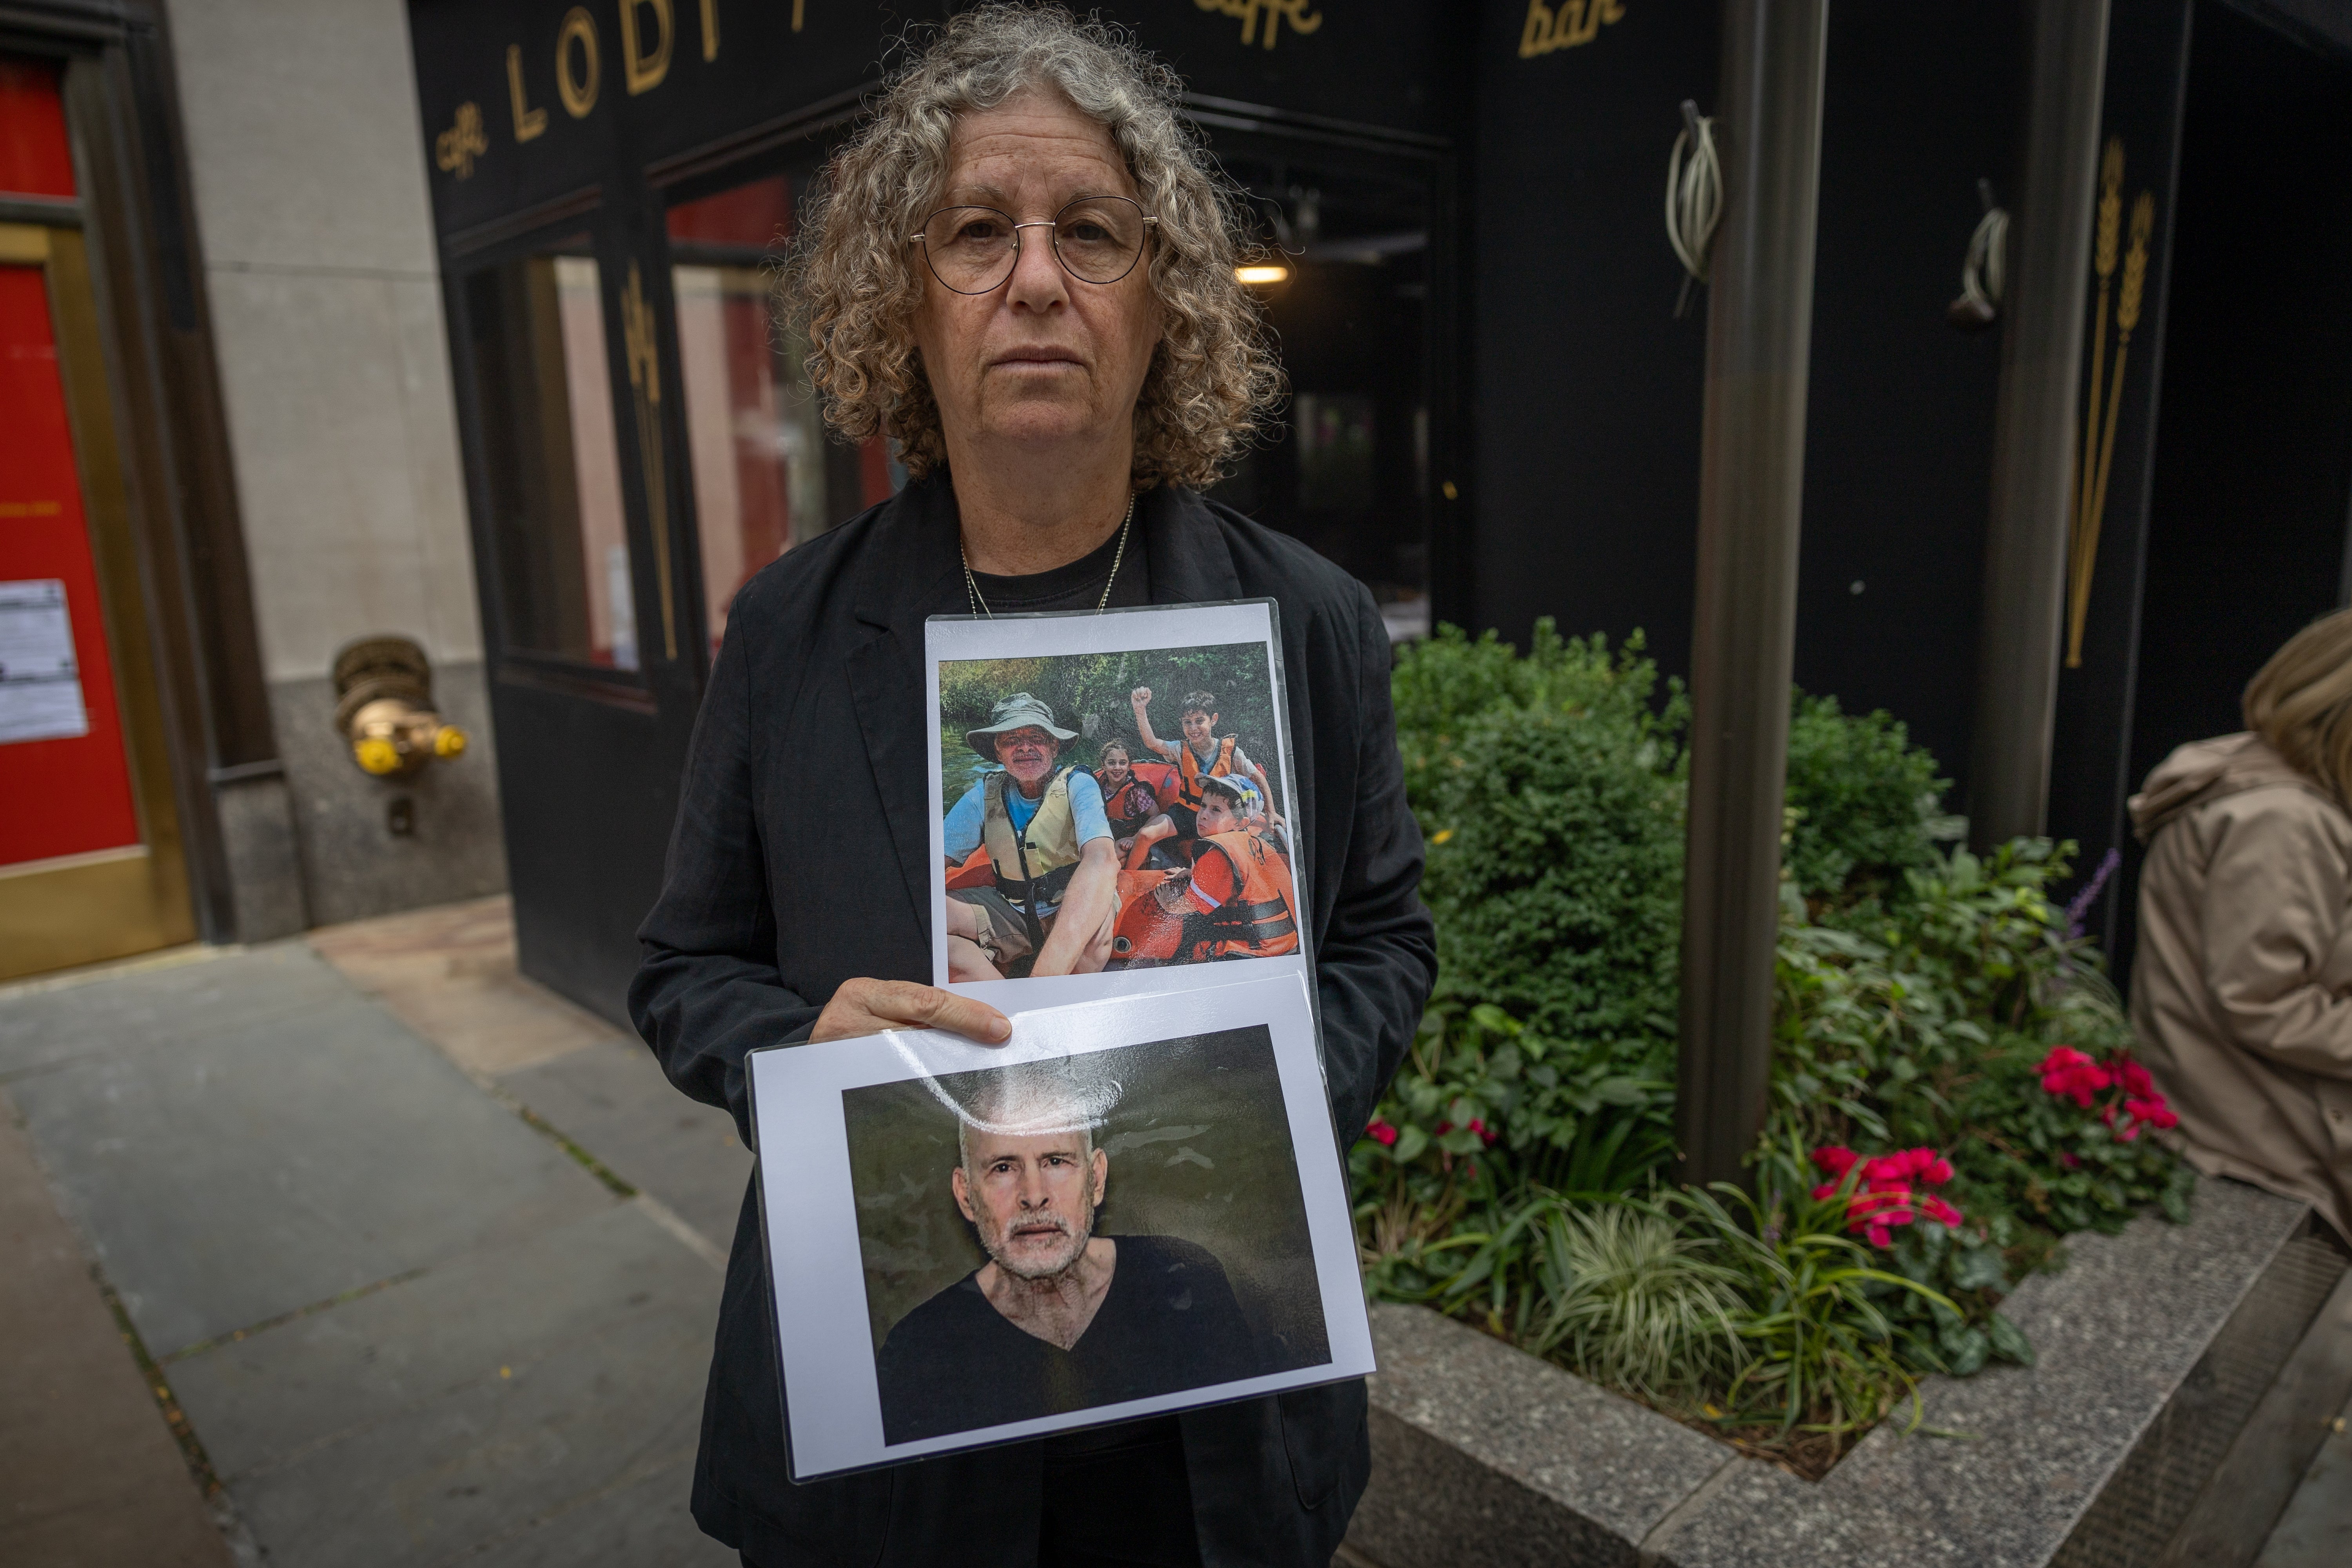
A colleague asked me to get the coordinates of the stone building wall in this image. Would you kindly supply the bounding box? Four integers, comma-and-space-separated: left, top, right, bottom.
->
167, 0, 505, 926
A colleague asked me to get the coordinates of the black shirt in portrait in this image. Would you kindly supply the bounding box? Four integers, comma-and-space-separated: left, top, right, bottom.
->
873, 1233, 1262, 1445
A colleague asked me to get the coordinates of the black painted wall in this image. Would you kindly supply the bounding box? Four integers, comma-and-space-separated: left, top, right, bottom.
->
1793, 2, 2023, 804
1465, 0, 2023, 813
2110, 0, 2352, 976
1467, 0, 1715, 667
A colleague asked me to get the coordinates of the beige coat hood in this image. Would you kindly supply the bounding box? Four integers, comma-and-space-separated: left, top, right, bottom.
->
2129, 731, 2326, 843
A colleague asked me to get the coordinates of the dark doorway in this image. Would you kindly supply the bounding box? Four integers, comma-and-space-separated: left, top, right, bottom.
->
1200, 135, 1447, 643
2115, 0, 2352, 976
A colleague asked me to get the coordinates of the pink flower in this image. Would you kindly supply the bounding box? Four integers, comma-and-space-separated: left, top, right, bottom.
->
2059, 1151, 2082, 1169
1817, 1144, 1958, 1245
1366, 1120, 1398, 1148
2039, 1045, 2091, 1074
1811, 1145, 1860, 1180
2040, 1046, 2112, 1109
1466, 1118, 1499, 1148
1864, 1210, 1915, 1248
2117, 1058, 2155, 1098
2126, 1096, 2178, 1131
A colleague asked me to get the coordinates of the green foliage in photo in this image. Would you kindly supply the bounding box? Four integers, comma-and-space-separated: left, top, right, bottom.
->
937, 643, 1286, 808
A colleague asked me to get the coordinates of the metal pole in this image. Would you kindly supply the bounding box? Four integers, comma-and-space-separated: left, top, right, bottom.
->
1968, 0, 2111, 851
1676, 0, 1829, 1189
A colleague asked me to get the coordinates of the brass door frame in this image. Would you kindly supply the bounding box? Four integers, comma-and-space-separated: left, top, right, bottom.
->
0, 219, 196, 977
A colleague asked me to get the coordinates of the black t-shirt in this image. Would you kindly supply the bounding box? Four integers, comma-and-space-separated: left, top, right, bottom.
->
874, 1234, 1261, 1446
960, 512, 1152, 615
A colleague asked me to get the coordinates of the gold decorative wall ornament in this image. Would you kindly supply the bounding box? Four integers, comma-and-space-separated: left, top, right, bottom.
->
1521, 0, 1627, 58
622, 0, 673, 96
1194, 0, 1322, 51
333, 637, 468, 778
434, 102, 488, 180
622, 263, 678, 661
2067, 134, 2154, 669
507, 45, 548, 141
557, 7, 600, 119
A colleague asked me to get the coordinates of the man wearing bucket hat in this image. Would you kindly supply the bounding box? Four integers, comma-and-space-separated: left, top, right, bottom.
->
942, 692, 1122, 980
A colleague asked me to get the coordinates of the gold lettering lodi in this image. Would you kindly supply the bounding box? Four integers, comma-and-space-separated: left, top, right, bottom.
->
506, 45, 548, 140
434, 102, 488, 179
557, 7, 600, 118
1194, 0, 1323, 51
1520, 0, 1627, 59
621, 0, 673, 95
700, 0, 719, 58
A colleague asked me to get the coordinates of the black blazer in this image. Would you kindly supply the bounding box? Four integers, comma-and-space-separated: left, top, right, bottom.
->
630, 475, 1436, 1568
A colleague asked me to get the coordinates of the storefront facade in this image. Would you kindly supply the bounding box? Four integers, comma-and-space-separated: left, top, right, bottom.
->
402, 0, 2352, 1017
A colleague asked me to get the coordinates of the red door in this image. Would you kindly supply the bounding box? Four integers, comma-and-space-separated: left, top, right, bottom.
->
1, 54, 192, 974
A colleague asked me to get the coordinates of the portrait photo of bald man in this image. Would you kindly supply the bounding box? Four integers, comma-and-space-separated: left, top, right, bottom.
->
844, 1027, 1332, 1448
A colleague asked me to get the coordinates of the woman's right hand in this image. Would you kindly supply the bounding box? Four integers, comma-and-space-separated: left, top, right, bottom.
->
810, 978, 1011, 1044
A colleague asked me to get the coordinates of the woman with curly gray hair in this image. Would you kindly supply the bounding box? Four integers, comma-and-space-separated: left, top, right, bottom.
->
630, 9, 1434, 1568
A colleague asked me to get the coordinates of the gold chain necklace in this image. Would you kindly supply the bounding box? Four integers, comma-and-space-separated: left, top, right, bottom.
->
961, 494, 1136, 619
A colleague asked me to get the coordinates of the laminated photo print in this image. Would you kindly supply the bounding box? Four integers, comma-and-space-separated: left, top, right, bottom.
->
926, 601, 1306, 1011
746, 975, 1372, 1480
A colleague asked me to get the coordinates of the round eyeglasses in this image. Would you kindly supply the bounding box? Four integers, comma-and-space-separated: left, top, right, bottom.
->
911, 196, 1158, 294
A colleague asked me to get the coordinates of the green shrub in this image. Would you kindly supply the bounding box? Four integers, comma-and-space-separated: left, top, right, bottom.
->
1782, 694, 1956, 902
1399, 624, 1686, 1045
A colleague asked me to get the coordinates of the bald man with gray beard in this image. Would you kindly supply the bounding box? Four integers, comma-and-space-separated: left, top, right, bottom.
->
874, 1086, 1261, 1448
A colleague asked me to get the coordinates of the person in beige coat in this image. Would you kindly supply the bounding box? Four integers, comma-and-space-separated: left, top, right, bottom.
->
2130, 609, 2352, 1243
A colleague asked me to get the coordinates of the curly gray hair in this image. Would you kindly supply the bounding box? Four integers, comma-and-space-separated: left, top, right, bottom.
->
777, 5, 1281, 491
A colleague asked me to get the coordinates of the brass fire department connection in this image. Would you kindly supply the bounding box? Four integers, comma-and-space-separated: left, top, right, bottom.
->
332, 636, 468, 778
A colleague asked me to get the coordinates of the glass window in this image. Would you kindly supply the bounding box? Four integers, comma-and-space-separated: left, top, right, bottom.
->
669, 175, 897, 648
461, 241, 637, 671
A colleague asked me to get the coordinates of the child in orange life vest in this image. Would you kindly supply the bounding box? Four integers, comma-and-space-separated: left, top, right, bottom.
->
1127, 685, 1278, 868
1151, 775, 1300, 962
1093, 739, 1166, 864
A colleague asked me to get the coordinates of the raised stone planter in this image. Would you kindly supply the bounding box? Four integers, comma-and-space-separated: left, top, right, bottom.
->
1345, 1178, 2347, 1568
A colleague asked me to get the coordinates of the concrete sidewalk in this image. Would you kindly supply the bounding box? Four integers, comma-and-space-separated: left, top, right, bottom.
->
0, 898, 746, 1567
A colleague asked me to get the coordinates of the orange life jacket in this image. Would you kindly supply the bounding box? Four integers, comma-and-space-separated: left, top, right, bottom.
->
1182, 825, 1299, 961
1095, 768, 1162, 829
1176, 735, 1239, 811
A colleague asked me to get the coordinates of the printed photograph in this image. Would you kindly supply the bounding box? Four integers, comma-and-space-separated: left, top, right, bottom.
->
844, 1026, 1332, 1446
935, 642, 1300, 984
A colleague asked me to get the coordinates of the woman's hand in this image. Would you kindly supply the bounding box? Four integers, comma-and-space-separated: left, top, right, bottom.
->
810, 978, 1011, 1044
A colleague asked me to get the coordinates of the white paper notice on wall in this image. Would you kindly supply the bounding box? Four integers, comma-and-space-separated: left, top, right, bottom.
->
0, 579, 91, 745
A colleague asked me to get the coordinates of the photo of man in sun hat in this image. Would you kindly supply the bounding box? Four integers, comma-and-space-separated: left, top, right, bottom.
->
941, 693, 1122, 980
